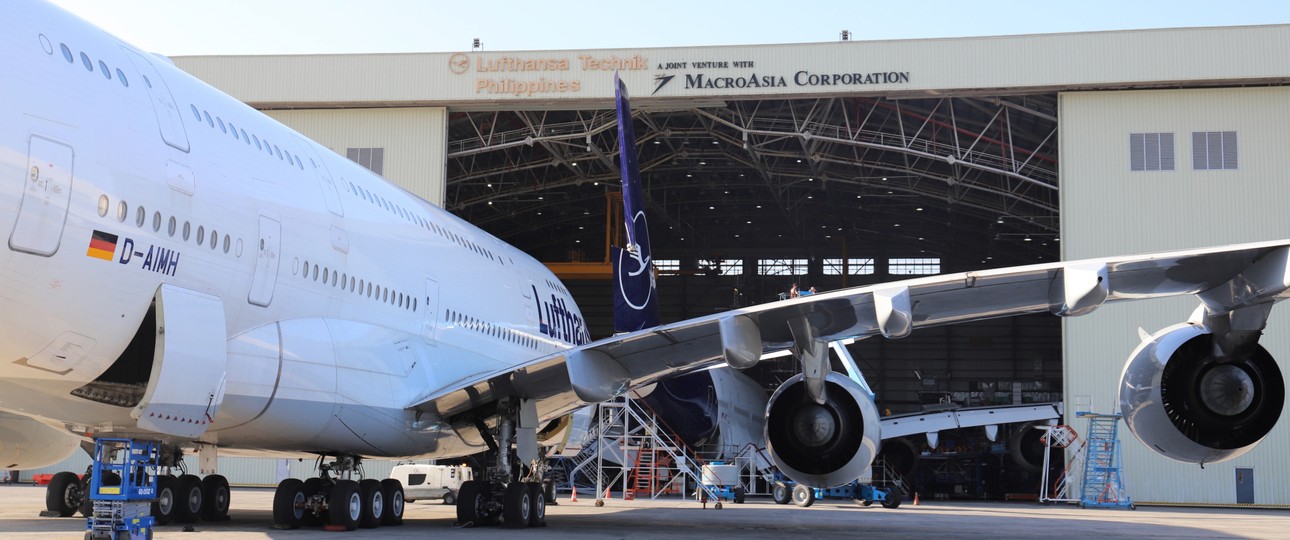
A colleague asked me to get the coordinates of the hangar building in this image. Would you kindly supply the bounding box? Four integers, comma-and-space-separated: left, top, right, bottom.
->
158, 25, 1290, 505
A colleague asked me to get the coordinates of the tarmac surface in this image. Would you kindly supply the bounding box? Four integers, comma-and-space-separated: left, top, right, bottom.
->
1, 484, 1288, 539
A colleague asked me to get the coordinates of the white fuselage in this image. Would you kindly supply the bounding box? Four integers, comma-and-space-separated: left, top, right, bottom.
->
0, 1, 590, 459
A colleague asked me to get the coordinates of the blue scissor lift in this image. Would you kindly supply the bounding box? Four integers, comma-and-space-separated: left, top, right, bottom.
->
85, 438, 160, 540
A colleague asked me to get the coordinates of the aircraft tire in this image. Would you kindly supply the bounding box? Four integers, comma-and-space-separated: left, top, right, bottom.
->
502, 481, 531, 529
45, 471, 82, 517
734, 486, 746, 504
357, 478, 383, 528
271, 478, 306, 529
173, 475, 203, 523
152, 476, 176, 525
200, 475, 230, 521
456, 480, 485, 526
379, 478, 404, 526
881, 494, 901, 508
792, 484, 815, 507
328, 480, 361, 531
528, 482, 546, 527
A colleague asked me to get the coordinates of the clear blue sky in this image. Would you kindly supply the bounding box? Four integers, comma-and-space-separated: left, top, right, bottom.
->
49, 0, 1290, 56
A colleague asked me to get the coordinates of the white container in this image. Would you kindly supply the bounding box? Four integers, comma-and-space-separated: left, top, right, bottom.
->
700, 464, 738, 486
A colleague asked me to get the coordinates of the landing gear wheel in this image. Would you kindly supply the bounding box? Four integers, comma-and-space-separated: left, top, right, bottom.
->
527, 482, 546, 527
443, 490, 456, 505
152, 476, 176, 525
45, 471, 82, 517
379, 478, 404, 526
543, 478, 557, 505
272, 478, 306, 530
174, 474, 203, 523
328, 480, 361, 531
881, 495, 902, 508
302, 478, 325, 526
456, 480, 486, 527
734, 486, 746, 504
357, 478, 384, 529
792, 484, 815, 507
200, 475, 230, 521
502, 482, 531, 528
772, 482, 791, 505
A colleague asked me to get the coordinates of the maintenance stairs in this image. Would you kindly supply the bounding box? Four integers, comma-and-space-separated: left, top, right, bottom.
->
554, 397, 720, 501
1077, 412, 1133, 509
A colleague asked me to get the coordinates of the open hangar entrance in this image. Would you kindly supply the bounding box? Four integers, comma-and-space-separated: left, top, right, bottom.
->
445, 92, 1065, 499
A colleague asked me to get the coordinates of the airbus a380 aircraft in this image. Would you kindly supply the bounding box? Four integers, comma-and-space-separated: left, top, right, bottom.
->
2, 0, 1289, 532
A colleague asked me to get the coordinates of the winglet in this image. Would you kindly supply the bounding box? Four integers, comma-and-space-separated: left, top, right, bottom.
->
612, 73, 661, 333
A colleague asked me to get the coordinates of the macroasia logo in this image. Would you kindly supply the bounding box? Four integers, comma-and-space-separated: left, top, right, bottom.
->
448, 53, 469, 75
652, 74, 675, 95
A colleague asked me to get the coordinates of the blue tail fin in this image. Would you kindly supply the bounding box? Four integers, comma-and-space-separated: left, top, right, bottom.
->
611, 73, 661, 333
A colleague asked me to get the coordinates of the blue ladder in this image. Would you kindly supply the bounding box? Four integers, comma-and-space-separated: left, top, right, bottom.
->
1077, 412, 1134, 509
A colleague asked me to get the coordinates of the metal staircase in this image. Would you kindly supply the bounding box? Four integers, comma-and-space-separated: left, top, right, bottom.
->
1077, 412, 1133, 509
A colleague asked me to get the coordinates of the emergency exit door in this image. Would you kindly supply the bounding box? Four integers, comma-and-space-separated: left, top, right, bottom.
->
10, 135, 74, 257
248, 214, 281, 307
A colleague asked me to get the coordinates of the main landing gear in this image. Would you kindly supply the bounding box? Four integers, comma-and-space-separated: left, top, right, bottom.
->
271, 455, 405, 531
42, 443, 230, 527
455, 399, 550, 529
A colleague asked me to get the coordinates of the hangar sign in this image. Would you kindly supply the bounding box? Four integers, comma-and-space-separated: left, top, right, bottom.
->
651, 59, 910, 95
449, 52, 649, 97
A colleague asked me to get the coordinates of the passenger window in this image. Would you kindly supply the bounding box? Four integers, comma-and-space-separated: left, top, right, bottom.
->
241, 129, 250, 145
135, 206, 145, 227
313, 264, 319, 280
191, 105, 201, 121
217, 117, 226, 133
203, 111, 213, 128
151, 211, 161, 232
223, 234, 230, 253
183, 221, 191, 241
229, 123, 239, 140
210, 230, 218, 249
264, 140, 273, 155
79, 52, 92, 71
97, 195, 109, 217
98, 60, 111, 80
116, 69, 128, 87
253, 135, 261, 150
274, 146, 282, 160
60, 43, 72, 63
167, 216, 176, 237
116, 201, 127, 222
323, 268, 329, 283
302, 260, 309, 278
141, 74, 152, 88
197, 225, 205, 245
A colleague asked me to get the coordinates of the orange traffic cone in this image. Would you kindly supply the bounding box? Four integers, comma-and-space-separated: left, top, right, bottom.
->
570, 486, 578, 502
605, 487, 612, 499
913, 492, 920, 506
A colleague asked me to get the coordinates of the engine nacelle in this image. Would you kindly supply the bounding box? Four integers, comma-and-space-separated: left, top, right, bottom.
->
765, 372, 879, 488
0, 411, 80, 469
1119, 322, 1284, 465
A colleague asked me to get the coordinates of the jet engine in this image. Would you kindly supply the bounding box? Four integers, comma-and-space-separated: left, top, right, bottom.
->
765, 372, 879, 488
1119, 322, 1284, 465
0, 411, 80, 469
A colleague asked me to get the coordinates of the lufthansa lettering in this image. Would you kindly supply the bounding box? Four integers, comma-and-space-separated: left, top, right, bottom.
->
793, 70, 910, 86
476, 57, 570, 72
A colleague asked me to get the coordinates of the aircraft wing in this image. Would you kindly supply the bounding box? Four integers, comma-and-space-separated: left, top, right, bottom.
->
411, 238, 1290, 427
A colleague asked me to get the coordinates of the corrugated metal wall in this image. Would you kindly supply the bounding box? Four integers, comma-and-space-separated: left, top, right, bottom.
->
265, 108, 447, 206
1060, 87, 1290, 505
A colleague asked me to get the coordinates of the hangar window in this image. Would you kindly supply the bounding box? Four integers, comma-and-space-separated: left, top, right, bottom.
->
889, 258, 941, 275
1129, 132, 1174, 171
824, 258, 875, 275
699, 259, 743, 276
347, 147, 385, 175
758, 258, 808, 276
1192, 131, 1238, 170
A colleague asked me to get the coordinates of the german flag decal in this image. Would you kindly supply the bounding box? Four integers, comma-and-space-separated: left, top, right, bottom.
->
86, 230, 117, 261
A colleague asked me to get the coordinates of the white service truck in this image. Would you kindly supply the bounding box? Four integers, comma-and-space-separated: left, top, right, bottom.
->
388, 464, 473, 504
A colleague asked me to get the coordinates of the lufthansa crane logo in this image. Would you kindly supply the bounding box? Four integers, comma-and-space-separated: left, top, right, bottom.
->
448, 53, 469, 75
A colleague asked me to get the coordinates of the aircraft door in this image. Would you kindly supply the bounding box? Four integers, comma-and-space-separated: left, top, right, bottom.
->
10, 135, 74, 257
422, 278, 439, 341
248, 214, 281, 307
294, 138, 344, 217
121, 48, 190, 153
132, 284, 227, 438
